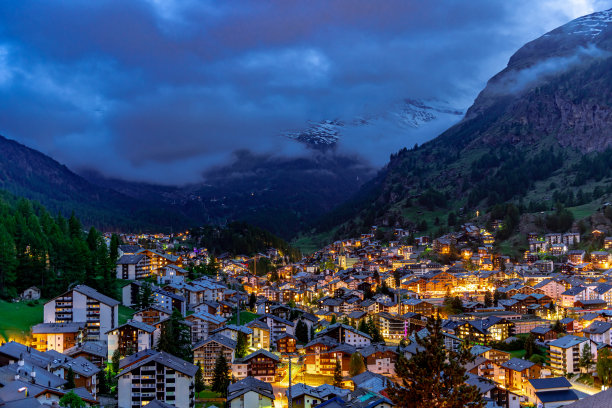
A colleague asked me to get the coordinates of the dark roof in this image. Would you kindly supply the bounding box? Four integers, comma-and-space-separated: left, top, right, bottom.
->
64, 341, 107, 358
528, 377, 571, 390
501, 358, 536, 372
107, 320, 157, 334
536, 389, 579, 403
564, 387, 612, 407
117, 350, 197, 377
227, 376, 274, 401
192, 334, 237, 351
583, 321, 612, 335
31, 322, 84, 334
117, 254, 145, 265
67, 284, 120, 307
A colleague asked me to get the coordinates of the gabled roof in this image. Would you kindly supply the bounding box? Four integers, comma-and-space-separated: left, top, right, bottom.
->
117, 350, 197, 377
242, 349, 280, 363
501, 357, 536, 372
107, 320, 157, 334
64, 284, 120, 307
227, 376, 274, 401
193, 334, 237, 351
583, 321, 612, 335
317, 323, 372, 340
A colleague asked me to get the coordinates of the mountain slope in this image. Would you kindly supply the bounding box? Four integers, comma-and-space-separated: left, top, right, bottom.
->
0, 134, 374, 237
316, 8, 612, 239
0, 135, 190, 230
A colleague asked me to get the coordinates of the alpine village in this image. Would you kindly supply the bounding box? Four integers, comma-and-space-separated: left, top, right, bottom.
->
6, 4, 612, 408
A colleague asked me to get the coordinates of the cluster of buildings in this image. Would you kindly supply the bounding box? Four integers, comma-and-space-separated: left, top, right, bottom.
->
3, 223, 612, 408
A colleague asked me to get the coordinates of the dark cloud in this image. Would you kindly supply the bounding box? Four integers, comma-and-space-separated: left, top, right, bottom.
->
0, 0, 609, 184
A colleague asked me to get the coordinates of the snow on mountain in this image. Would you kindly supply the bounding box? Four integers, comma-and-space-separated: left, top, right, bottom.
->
558, 8, 612, 38
284, 99, 464, 149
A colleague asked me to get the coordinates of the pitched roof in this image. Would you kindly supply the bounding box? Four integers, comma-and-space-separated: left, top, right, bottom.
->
117, 350, 197, 377
69, 285, 120, 307
501, 357, 536, 372
192, 334, 237, 351
227, 376, 274, 401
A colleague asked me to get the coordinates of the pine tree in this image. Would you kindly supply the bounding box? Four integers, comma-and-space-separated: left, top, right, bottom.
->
195, 362, 205, 393
111, 349, 121, 373
295, 320, 309, 343
387, 316, 484, 408
333, 360, 343, 387
211, 354, 230, 397
0, 225, 18, 299
66, 367, 76, 389
109, 234, 120, 263
156, 309, 193, 362
349, 352, 366, 377
484, 291, 493, 308
524, 334, 536, 359
597, 348, 612, 387
236, 331, 248, 358
578, 343, 594, 374
98, 367, 109, 395
330, 314, 337, 324
59, 391, 86, 408
141, 283, 154, 308
248, 292, 257, 310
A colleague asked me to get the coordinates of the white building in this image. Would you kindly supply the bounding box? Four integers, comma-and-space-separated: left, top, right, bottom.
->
44, 285, 119, 342
117, 350, 197, 408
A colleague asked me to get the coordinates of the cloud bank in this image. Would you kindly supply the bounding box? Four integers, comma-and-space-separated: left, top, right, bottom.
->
0, 0, 609, 184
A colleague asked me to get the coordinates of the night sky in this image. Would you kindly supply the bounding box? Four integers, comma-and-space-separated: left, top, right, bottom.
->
0, 0, 610, 184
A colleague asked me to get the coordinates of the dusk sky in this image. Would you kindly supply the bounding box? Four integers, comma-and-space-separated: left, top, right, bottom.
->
1, 0, 611, 184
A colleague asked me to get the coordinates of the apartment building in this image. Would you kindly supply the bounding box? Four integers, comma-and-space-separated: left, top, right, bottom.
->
117, 350, 197, 408
548, 335, 598, 375
44, 285, 119, 342
192, 334, 236, 383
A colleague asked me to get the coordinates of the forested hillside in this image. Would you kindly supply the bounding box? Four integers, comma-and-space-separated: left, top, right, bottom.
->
0, 194, 119, 300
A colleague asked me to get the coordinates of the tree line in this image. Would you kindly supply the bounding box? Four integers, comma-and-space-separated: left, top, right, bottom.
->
0, 197, 119, 300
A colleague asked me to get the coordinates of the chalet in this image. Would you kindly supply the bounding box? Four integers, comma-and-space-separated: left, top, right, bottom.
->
304, 337, 339, 375
106, 320, 157, 359
500, 358, 541, 395
560, 287, 586, 308
21, 286, 41, 300
64, 341, 107, 368
316, 323, 372, 347
133, 304, 172, 326
234, 349, 280, 383
185, 312, 226, 343
582, 321, 612, 345
591, 251, 611, 269
276, 333, 297, 354
360, 344, 398, 375
286, 383, 349, 408
530, 326, 557, 342
227, 376, 274, 408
